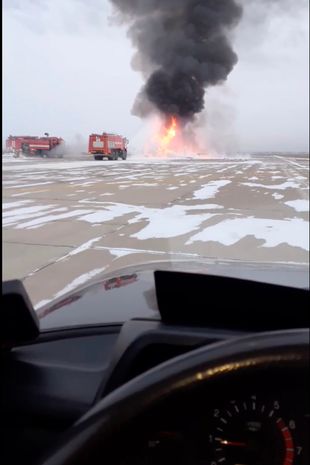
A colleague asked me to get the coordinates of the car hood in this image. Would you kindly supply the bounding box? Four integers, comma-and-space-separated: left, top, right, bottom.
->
37, 259, 309, 331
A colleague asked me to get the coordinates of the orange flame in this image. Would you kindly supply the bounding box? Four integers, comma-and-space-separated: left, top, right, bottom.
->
160, 117, 177, 151
143, 115, 205, 158
156, 116, 179, 156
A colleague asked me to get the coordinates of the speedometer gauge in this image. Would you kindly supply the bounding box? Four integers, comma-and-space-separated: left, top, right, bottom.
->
209, 395, 307, 465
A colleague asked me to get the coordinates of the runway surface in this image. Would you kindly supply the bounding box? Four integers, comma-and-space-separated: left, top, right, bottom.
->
3, 153, 309, 308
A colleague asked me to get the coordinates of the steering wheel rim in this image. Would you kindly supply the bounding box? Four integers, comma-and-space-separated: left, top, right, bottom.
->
41, 329, 309, 465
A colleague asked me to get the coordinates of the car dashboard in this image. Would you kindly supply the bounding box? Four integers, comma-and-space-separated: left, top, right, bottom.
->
110, 371, 308, 465
1, 271, 309, 465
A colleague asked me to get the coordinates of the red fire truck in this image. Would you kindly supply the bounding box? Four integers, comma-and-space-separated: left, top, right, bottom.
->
5, 135, 65, 158
6, 136, 36, 154
88, 133, 128, 160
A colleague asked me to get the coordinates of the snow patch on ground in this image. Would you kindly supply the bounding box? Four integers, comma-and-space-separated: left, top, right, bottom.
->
57, 237, 102, 262
2, 153, 34, 162
3, 205, 58, 227
6, 181, 53, 188
16, 209, 93, 229
272, 193, 284, 200
131, 183, 159, 187
11, 191, 34, 197
79, 204, 135, 224
131, 208, 216, 240
3, 161, 117, 172
186, 217, 309, 251
193, 180, 231, 200
285, 200, 309, 212
3, 200, 33, 209
96, 245, 201, 259
3, 205, 55, 218
108, 247, 144, 258
243, 181, 301, 190
2, 158, 264, 173
79, 202, 219, 240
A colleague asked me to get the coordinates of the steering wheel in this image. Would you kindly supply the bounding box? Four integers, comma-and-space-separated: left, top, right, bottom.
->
41, 329, 308, 465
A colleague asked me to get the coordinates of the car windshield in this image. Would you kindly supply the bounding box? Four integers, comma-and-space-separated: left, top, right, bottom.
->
3, 0, 309, 324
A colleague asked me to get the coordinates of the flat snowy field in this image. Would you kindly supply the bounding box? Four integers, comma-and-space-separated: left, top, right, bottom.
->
3, 153, 309, 309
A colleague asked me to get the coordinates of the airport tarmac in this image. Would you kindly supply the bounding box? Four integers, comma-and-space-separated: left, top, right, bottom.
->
2, 153, 309, 308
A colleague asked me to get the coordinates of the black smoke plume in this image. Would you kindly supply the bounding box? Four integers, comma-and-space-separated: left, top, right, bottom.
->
109, 0, 243, 120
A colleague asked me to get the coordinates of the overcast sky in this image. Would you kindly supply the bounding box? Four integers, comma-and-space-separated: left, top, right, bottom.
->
3, 0, 309, 153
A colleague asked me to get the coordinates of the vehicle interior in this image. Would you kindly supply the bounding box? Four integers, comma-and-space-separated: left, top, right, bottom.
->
1, 271, 309, 465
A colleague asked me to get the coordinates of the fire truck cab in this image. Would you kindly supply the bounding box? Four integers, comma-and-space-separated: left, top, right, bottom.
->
88, 133, 128, 161
5, 135, 64, 158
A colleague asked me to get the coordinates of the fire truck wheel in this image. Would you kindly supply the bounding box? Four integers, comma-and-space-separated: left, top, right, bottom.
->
94, 155, 103, 161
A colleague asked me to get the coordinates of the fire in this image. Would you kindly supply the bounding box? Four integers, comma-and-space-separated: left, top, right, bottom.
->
155, 115, 182, 156
159, 116, 177, 152
143, 114, 205, 158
